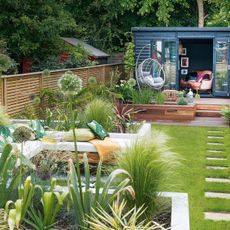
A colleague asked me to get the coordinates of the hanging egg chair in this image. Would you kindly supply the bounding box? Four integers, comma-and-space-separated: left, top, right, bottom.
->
135, 44, 166, 91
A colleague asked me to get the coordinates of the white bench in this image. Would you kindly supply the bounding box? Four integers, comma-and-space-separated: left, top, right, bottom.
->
15, 123, 151, 159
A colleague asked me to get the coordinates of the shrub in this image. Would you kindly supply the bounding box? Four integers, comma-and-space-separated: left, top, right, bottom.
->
68, 155, 133, 229
0, 106, 10, 127
155, 92, 165, 105
221, 106, 230, 126
84, 98, 115, 131
87, 200, 167, 230
176, 91, 188, 105
116, 131, 179, 219
132, 88, 156, 104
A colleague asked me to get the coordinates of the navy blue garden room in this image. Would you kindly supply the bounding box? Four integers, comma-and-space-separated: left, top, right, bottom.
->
132, 27, 230, 98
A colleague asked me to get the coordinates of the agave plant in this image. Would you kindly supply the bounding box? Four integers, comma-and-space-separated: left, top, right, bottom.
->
0, 144, 20, 208
5, 176, 35, 230
0, 209, 8, 229
68, 154, 134, 229
25, 178, 68, 230
87, 199, 167, 230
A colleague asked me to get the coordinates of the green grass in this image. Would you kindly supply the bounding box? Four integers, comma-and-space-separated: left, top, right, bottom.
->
205, 183, 230, 193
153, 125, 230, 230
206, 160, 229, 167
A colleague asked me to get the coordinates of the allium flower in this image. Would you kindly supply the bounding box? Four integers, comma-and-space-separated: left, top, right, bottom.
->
42, 69, 50, 77
0, 106, 10, 127
88, 76, 97, 85
58, 71, 83, 96
127, 78, 136, 87
32, 96, 41, 105
13, 126, 32, 143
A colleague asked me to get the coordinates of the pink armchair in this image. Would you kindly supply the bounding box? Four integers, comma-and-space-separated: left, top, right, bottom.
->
187, 71, 213, 94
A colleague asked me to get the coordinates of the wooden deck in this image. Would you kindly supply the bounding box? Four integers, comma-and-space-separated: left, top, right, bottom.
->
195, 98, 230, 118
196, 98, 230, 105
151, 98, 230, 127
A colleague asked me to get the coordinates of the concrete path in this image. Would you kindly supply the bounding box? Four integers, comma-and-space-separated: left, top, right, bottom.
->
204, 129, 230, 222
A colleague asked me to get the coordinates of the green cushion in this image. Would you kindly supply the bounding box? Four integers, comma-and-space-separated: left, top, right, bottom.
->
62, 128, 95, 142
87, 120, 109, 140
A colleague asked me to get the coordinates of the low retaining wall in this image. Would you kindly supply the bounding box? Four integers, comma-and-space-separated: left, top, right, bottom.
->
126, 103, 196, 121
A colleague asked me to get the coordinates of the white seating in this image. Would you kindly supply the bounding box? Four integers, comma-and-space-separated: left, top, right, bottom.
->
15, 123, 151, 159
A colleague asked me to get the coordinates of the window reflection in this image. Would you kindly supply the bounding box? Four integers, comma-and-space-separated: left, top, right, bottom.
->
215, 41, 228, 93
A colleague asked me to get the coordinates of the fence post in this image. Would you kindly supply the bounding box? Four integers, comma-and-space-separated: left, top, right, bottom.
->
102, 65, 106, 83
2, 78, 7, 107
39, 73, 43, 91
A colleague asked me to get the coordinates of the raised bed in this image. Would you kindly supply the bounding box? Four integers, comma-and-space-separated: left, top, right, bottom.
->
12, 123, 151, 159
126, 103, 196, 121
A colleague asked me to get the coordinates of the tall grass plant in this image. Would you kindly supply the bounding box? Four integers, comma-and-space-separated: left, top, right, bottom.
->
116, 131, 179, 219
132, 88, 156, 104
84, 98, 115, 131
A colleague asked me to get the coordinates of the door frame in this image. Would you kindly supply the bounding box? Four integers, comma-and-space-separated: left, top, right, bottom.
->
150, 38, 179, 89
178, 37, 215, 96
213, 37, 230, 97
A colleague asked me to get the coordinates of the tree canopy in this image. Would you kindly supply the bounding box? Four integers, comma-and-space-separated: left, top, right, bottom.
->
0, 0, 228, 71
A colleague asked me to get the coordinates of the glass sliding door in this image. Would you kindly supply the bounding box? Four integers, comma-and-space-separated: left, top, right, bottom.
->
151, 39, 178, 90
164, 41, 177, 89
213, 39, 230, 96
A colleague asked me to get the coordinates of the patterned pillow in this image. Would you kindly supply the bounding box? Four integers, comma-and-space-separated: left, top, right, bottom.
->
87, 120, 109, 140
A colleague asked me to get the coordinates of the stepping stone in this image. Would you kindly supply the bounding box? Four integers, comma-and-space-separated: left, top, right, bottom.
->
205, 192, 230, 199
208, 130, 224, 133
207, 142, 224, 146
206, 157, 227, 161
205, 178, 230, 183
206, 166, 228, 170
207, 150, 224, 153
204, 212, 230, 221
208, 136, 224, 139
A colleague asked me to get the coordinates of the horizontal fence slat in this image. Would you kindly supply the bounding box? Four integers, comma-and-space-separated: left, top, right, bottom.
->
0, 63, 124, 115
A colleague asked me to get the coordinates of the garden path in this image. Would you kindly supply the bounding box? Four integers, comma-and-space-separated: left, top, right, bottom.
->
204, 129, 230, 221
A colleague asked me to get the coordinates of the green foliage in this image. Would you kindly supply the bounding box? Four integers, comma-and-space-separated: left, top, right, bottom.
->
0, 106, 10, 127
155, 92, 165, 105
5, 176, 34, 229
124, 42, 135, 78
68, 154, 133, 229
31, 44, 94, 72
0, 0, 77, 62
114, 79, 135, 102
0, 54, 12, 75
87, 200, 166, 229
0, 208, 8, 229
0, 39, 17, 75
207, 0, 230, 26
132, 89, 156, 104
176, 91, 188, 105
0, 144, 20, 208
116, 132, 178, 219
221, 106, 230, 126
84, 98, 115, 131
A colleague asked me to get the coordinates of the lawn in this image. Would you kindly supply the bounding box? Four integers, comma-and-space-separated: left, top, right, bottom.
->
153, 125, 230, 230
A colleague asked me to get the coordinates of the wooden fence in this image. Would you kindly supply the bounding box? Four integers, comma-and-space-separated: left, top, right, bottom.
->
0, 63, 124, 115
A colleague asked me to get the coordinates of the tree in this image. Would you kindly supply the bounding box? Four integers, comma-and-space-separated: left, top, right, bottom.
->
197, 0, 204, 27
207, 0, 230, 26
67, 0, 194, 52
0, 0, 77, 63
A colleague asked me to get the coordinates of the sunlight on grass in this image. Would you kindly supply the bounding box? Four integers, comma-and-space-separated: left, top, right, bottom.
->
153, 125, 230, 230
